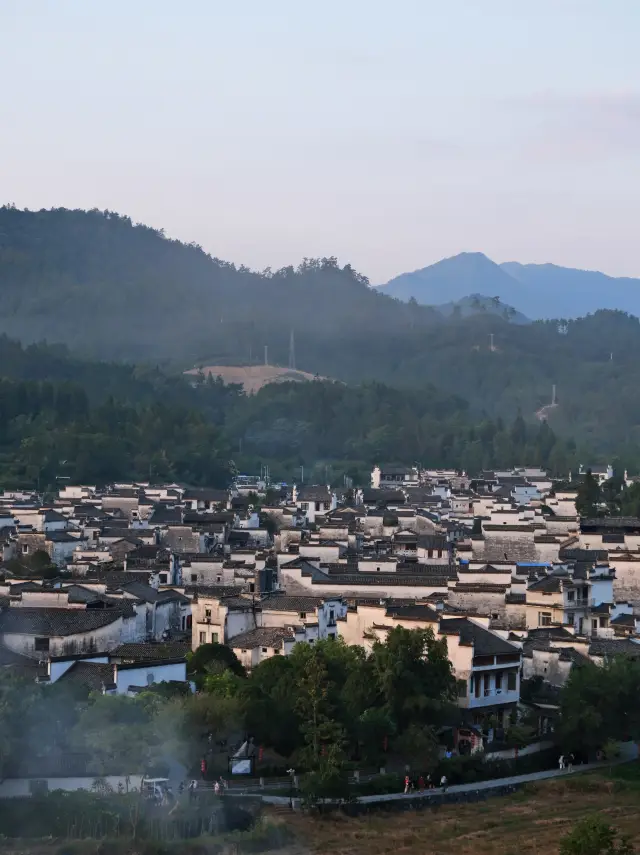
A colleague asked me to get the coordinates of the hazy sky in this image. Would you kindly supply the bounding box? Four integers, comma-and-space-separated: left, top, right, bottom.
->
2, 0, 640, 282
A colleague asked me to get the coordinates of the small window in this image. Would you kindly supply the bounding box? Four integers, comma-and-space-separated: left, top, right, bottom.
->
567, 612, 574, 625
592, 619, 598, 631
34, 637, 50, 652
538, 612, 552, 627
428, 550, 433, 559
212, 632, 219, 643
22, 544, 29, 554
241, 649, 247, 654
457, 680, 467, 698
600, 617, 607, 628
507, 672, 517, 691
299, 612, 307, 619
249, 583, 255, 593
191, 573, 198, 583
205, 608, 212, 618
261, 647, 268, 653
159, 573, 168, 584
495, 672, 502, 690
199, 631, 206, 644
567, 590, 575, 602
216, 575, 222, 583
274, 649, 280, 654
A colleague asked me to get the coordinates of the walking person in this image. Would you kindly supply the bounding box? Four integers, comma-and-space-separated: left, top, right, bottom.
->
440, 774, 448, 793
404, 774, 410, 794
558, 754, 565, 771
418, 775, 425, 792
568, 753, 574, 772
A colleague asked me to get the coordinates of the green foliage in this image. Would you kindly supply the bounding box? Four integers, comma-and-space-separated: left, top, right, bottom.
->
188, 642, 246, 685
2, 205, 640, 465
558, 658, 640, 754
560, 816, 634, 855
576, 470, 602, 517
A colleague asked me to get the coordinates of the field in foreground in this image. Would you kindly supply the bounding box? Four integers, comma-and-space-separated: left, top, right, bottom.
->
277, 773, 640, 855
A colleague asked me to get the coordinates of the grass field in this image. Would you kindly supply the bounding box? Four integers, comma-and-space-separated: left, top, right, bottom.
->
275, 770, 640, 855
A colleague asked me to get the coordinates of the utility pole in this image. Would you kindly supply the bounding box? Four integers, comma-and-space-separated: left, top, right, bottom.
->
552, 384, 557, 406
288, 330, 296, 371
264, 345, 268, 366
489, 333, 495, 352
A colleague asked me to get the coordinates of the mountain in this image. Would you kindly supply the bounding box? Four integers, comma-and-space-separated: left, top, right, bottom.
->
383, 252, 640, 320
0, 205, 440, 367
383, 252, 518, 306
501, 262, 640, 319
9, 206, 640, 462
433, 293, 530, 324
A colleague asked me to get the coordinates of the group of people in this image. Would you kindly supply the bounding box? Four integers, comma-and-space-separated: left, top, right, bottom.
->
558, 753, 575, 772
403, 773, 448, 794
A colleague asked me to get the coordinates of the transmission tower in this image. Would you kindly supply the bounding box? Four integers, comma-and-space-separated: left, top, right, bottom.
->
288, 330, 296, 370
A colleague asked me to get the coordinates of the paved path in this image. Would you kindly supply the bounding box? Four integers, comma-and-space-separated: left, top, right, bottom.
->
263, 741, 639, 809
357, 741, 639, 805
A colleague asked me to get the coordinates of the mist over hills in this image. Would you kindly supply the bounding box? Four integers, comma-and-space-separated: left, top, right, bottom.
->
383, 252, 640, 320
4, 206, 640, 463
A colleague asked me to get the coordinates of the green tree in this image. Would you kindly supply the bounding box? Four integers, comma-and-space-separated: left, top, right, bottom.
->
560, 816, 633, 855
576, 469, 602, 517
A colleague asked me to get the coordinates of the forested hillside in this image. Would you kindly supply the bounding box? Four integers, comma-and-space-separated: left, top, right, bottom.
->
0, 337, 578, 489
3, 206, 640, 458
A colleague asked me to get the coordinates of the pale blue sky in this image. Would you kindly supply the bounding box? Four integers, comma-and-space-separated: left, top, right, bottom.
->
2, 0, 640, 282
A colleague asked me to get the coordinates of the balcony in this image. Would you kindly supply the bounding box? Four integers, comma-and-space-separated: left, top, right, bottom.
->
459, 688, 519, 709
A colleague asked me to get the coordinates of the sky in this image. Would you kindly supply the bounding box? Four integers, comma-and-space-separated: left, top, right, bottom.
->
2, 0, 640, 283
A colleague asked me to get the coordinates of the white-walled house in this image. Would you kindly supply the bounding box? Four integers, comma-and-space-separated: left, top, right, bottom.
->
0, 606, 144, 659
43, 652, 188, 695
291, 486, 337, 524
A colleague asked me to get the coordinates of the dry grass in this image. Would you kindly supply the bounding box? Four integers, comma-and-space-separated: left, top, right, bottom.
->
272, 775, 640, 855
184, 364, 324, 394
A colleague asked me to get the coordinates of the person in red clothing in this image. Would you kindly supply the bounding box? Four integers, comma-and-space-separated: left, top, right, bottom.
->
418, 775, 425, 792
404, 775, 410, 794
200, 757, 207, 779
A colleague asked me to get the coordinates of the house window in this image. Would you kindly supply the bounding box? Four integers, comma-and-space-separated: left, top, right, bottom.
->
495, 672, 502, 690
474, 676, 481, 698
428, 550, 433, 559
205, 608, 212, 618
274, 649, 280, 654
22, 544, 29, 554
592, 619, 598, 631
191, 574, 198, 583
538, 612, 552, 627
315, 502, 321, 512
261, 647, 268, 653
216, 575, 222, 583
567, 590, 575, 602
457, 680, 467, 698
34, 637, 50, 652
567, 612, 574, 625
507, 672, 517, 691
600, 617, 607, 628
299, 612, 307, 620
212, 632, 219, 643
159, 573, 168, 584
199, 631, 206, 644
249, 583, 255, 593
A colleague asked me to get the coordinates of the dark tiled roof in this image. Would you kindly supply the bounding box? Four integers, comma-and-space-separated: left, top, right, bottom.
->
111, 642, 191, 662
0, 607, 125, 637
611, 613, 635, 626
588, 639, 640, 658
57, 661, 115, 691
229, 627, 294, 650
439, 618, 521, 657
385, 604, 439, 622
527, 576, 567, 594
260, 594, 326, 612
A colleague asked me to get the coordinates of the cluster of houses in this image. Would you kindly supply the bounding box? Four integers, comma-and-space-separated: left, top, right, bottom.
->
0, 464, 638, 752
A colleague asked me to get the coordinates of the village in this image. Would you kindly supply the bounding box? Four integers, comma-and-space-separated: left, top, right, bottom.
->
0, 462, 636, 789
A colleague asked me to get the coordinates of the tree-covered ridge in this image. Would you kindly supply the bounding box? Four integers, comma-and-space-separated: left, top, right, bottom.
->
5, 205, 640, 456
0, 336, 581, 489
